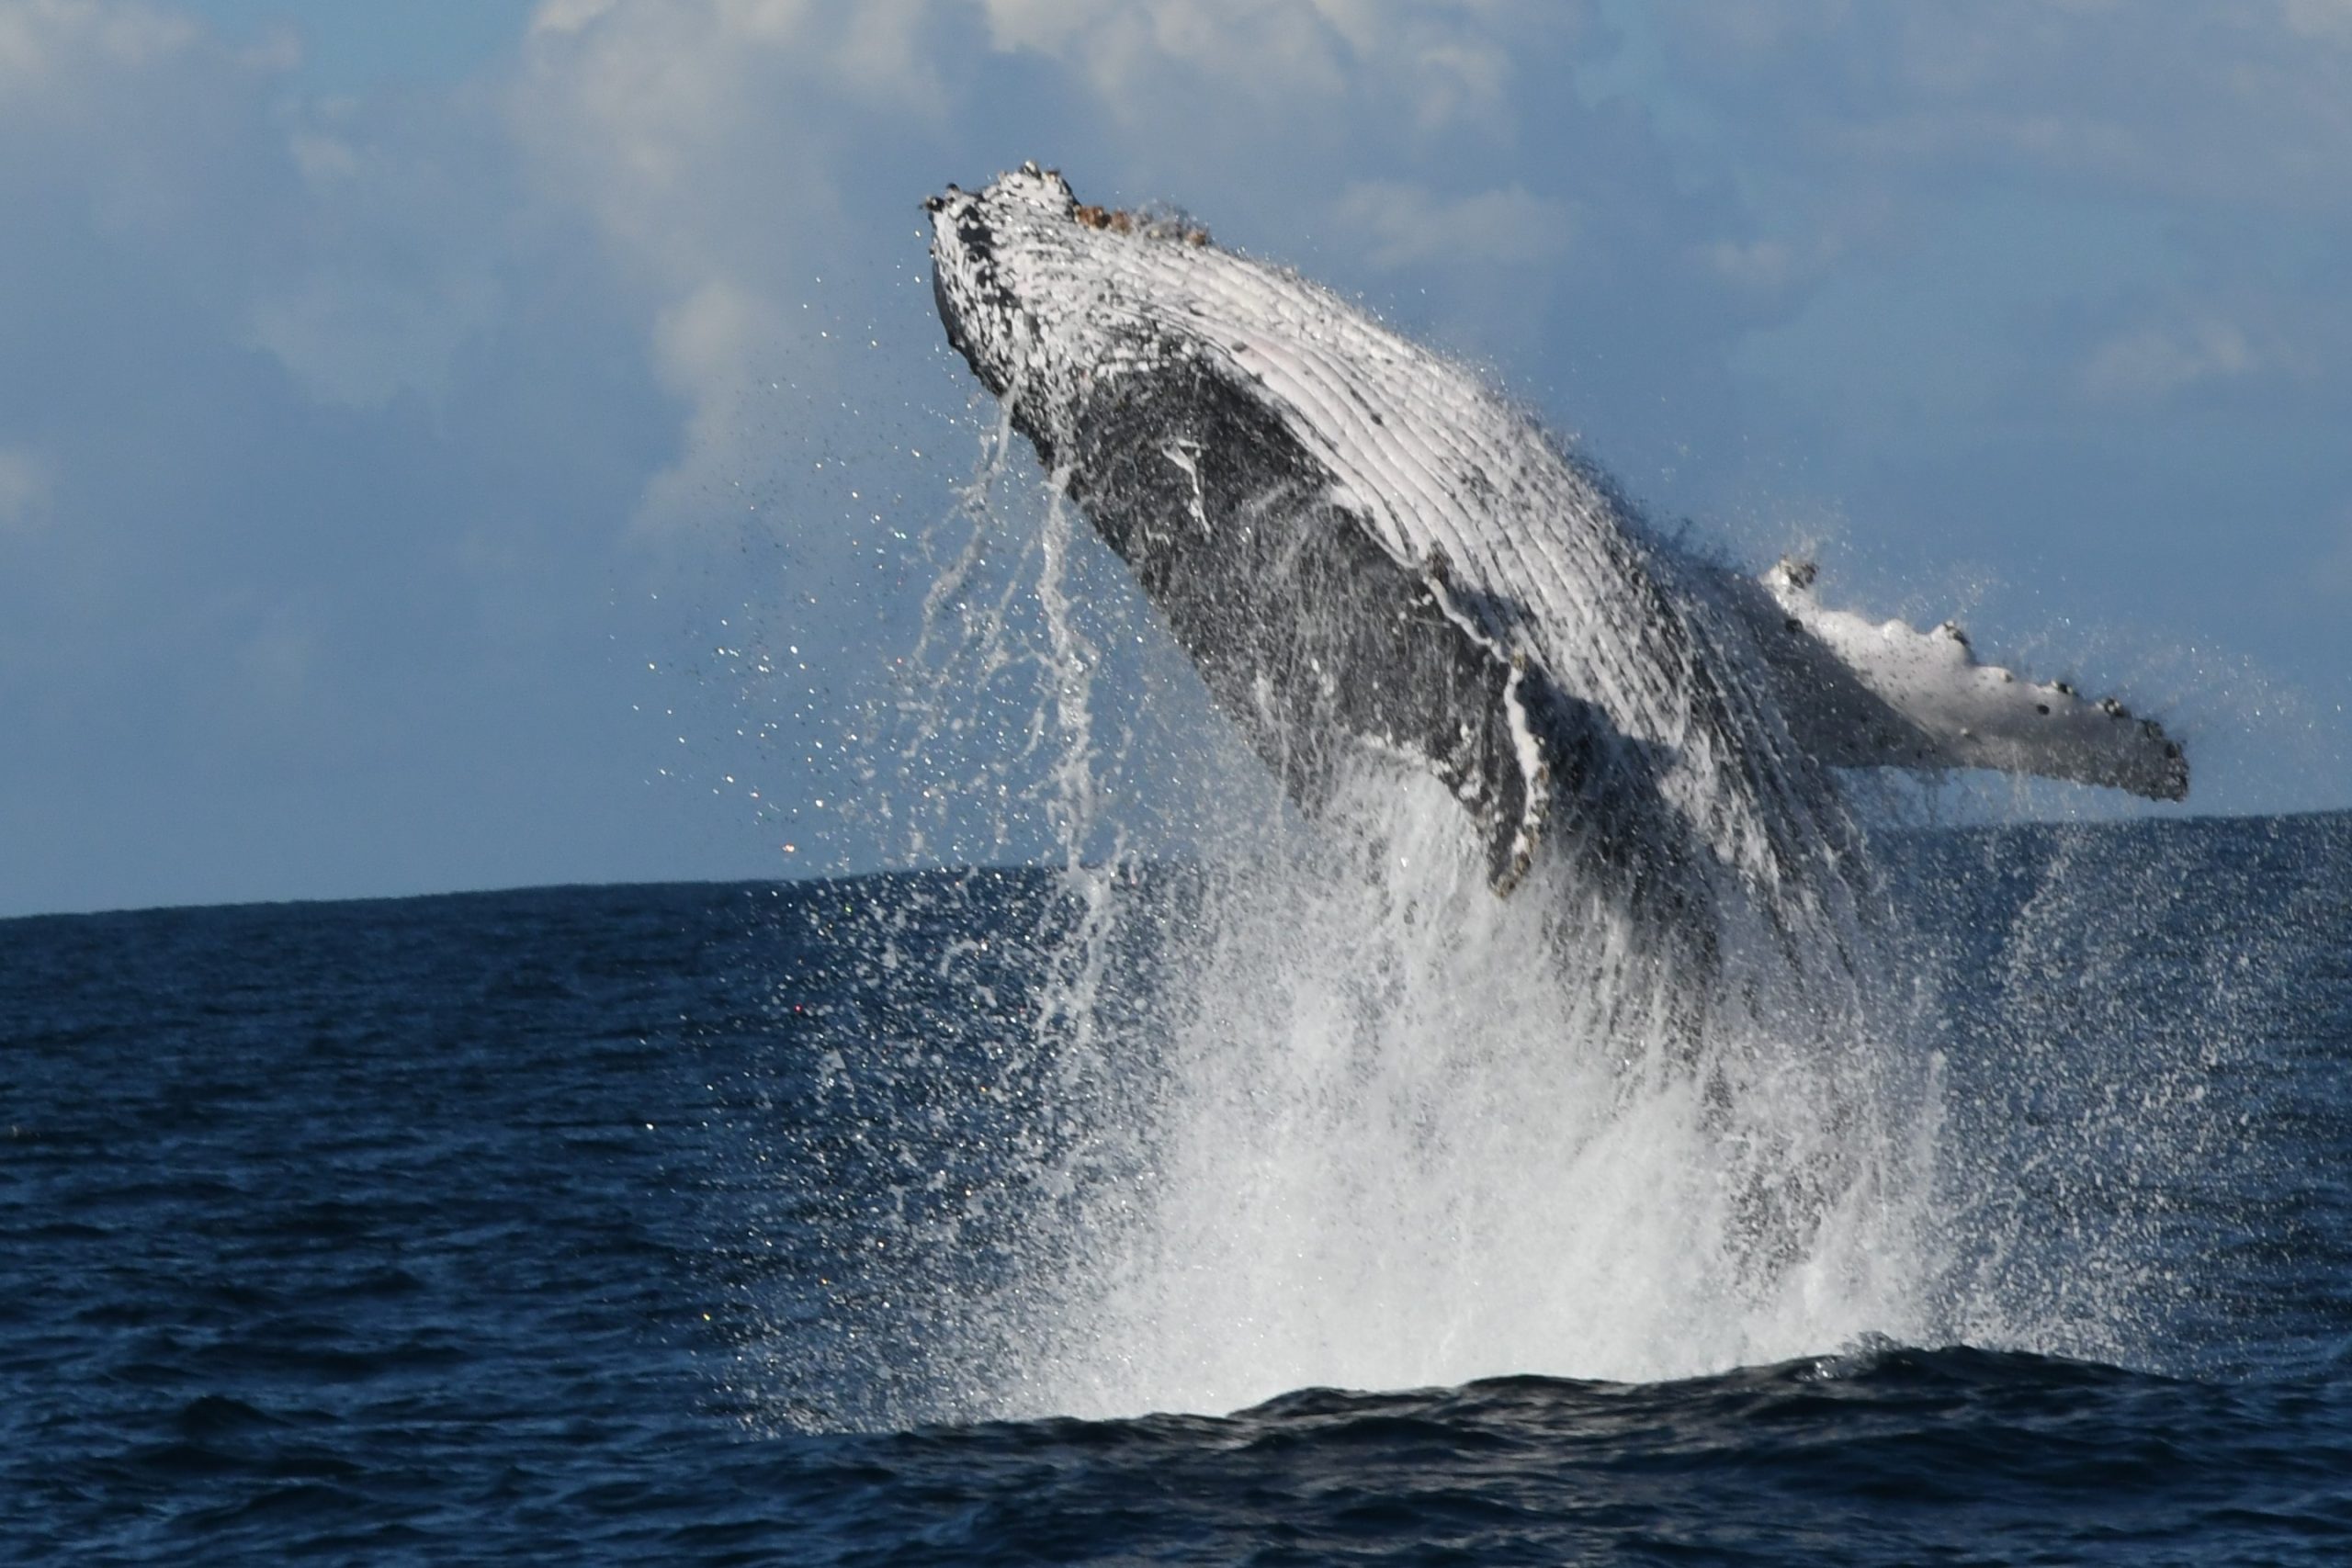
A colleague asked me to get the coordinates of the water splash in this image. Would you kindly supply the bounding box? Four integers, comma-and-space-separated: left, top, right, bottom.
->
811, 422, 1939, 1418
740, 417, 2262, 1428
1001, 767, 1952, 1416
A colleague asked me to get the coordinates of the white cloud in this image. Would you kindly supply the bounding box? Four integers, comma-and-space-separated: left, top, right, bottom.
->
233, 600, 316, 714
0, 0, 282, 240
2312, 501, 2352, 598
500, 0, 1585, 530
2079, 319, 2263, 403
1639, 2, 2352, 211
2283, 0, 2352, 43
1330, 179, 1571, 271
530, 0, 617, 34
1699, 232, 1842, 294
0, 446, 52, 535
980, 0, 1539, 130
511, 2, 953, 294
0, 1, 503, 412
250, 277, 495, 411
630, 278, 792, 532
1610, 3, 2352, 465
508, 0, 939, 531
250, 91, 524, 410
650, 277, 778, 396
2075, 308, 2333, 406
3, 0, 2348, 907
288, 128, 361, 183
0, 0, 198, 88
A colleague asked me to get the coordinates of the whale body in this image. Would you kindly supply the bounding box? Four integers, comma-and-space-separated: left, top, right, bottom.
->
925, 164, 2186, 980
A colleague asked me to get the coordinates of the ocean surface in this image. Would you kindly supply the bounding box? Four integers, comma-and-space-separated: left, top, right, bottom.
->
6, 811, 2351, 1563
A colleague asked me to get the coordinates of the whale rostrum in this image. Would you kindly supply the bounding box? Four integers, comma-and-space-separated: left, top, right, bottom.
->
926, 164, 2186, 934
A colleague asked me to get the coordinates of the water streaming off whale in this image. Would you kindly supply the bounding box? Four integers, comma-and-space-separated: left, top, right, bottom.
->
718, 167, 2228, 1426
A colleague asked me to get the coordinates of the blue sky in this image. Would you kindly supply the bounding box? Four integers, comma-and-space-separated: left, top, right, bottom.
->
5, 0, 2348, 917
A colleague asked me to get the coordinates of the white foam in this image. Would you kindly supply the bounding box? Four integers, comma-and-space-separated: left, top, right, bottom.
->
1006, 772, 1940, 1418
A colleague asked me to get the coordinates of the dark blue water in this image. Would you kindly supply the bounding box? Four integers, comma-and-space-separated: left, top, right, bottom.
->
6, 816, 2350, 1562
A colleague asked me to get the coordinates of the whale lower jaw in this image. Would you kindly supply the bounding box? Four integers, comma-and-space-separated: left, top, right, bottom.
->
927, 164, 2188, 921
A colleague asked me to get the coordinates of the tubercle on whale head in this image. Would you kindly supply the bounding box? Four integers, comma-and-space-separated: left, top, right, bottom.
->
926, 164, 1215, 400
928, 164, 1096, 410
927, 167, 1072, 398
927, 177, 1031, 400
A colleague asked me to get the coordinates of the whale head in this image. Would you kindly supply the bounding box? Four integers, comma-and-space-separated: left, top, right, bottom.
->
925, 162, 1081, 400
928, 163, 1219, 421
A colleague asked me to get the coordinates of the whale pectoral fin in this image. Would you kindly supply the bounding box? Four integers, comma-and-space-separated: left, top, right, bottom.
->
1733, 559, 2188, 801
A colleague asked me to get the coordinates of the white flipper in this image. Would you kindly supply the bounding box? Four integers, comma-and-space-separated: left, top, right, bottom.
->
1732, 559, 2188, 801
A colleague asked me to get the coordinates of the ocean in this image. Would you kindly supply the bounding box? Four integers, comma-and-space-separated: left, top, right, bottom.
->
6, 811, 2350, 1562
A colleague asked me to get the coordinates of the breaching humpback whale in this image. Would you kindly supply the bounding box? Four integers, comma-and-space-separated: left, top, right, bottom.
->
925, 164, 2186, 980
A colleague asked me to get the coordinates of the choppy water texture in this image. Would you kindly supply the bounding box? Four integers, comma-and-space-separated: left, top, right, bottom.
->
6, 814, 2352, 1562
